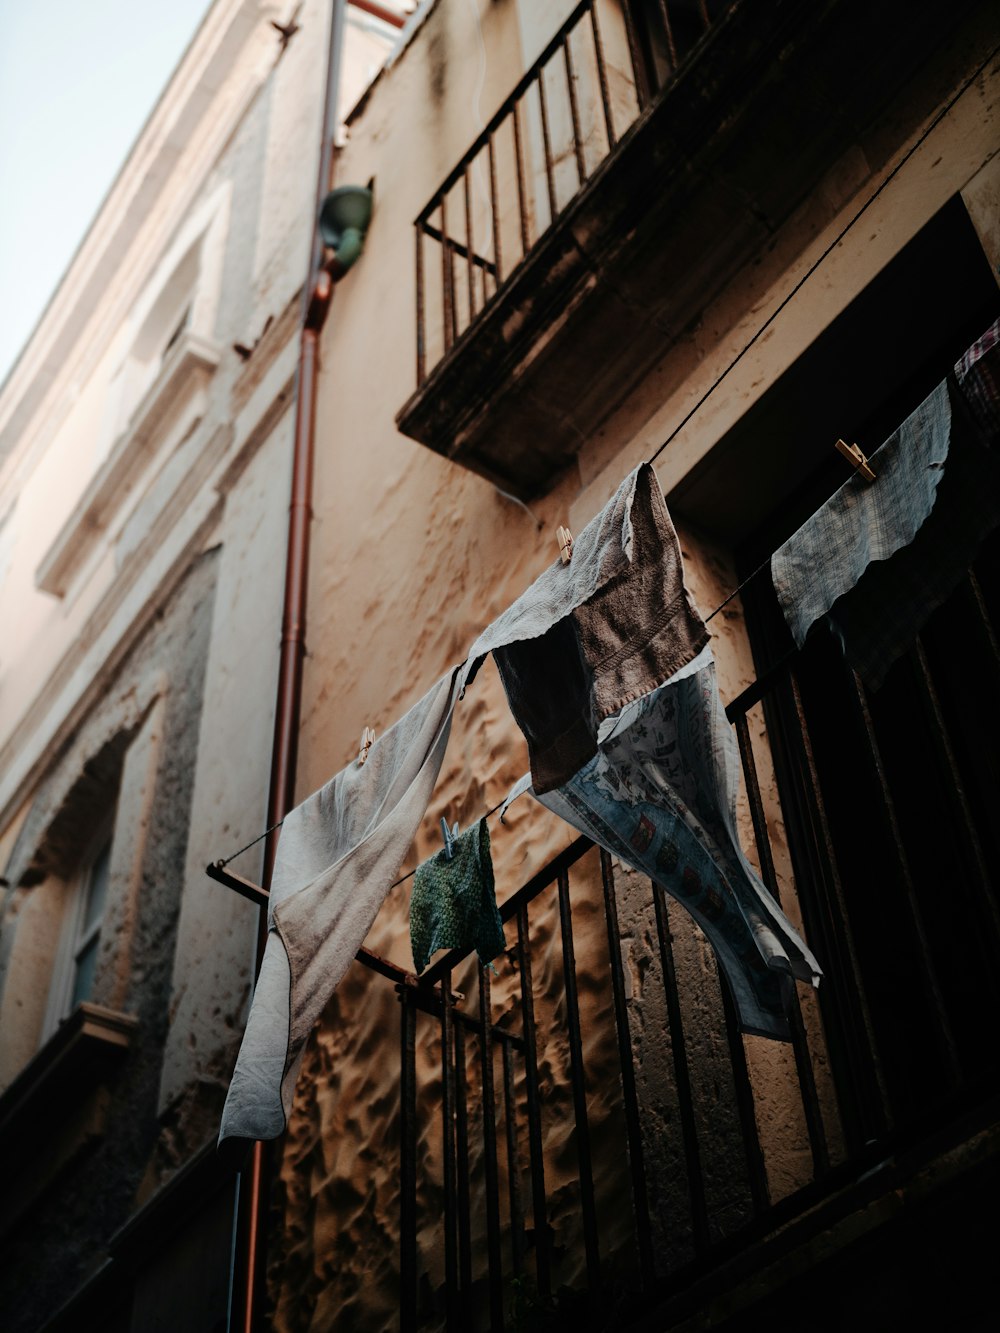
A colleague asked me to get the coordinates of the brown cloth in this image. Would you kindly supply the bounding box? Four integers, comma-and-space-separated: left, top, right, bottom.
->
493, 464, 709, 793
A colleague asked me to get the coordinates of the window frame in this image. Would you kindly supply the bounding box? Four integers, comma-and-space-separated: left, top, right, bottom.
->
41, 816, 116, 1043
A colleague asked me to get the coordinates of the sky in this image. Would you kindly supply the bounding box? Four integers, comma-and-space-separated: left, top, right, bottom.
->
0, 0, 213, 388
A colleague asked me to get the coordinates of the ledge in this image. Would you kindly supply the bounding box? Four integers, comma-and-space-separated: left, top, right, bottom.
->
36, 332, 219, 597
0, 1001, 137, 1149
396, 0, 984, 498
0, 1003, 137, 1235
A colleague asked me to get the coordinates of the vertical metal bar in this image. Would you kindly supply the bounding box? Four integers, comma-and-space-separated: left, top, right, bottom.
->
718, 978, 771, 1218
414, 223, 425, 386
651, 882, 710, 1253
487, 133, 503, 289
454, 1021, 474, 1326
733, 714, 829, 1179
511, 102, 531, 255
598, 850, 654, 1287
440, 970, 459, 1331
399, 989, 418, 1333
502, 1038, 527, 1276
842, 665, 963, 1084
516, 903, 551, 1297
440, 196, 454, 353
783, 989, 830, 1178
536, 71, 559, 223
589, 1, 616, 148
657, 0, 679, 69
562, 33, 587, 187
447, 241, 458, 343
479, 964, 505, 1332
910, 637, 1000, 953
778, 670, 891, 1150
620, 0, 648, 111
463, 167, 476, 322
965, 571, 1000, 681
557, 869, 602, 1289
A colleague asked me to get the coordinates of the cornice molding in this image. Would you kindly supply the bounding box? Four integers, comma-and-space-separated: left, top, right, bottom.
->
35, 334, 220, 598
0, 0, 281, 482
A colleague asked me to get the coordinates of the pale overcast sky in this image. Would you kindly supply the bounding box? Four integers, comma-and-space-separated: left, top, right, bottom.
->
0, 0, 213, 387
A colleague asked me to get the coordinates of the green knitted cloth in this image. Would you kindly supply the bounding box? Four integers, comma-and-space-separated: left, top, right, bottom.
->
410, 818, 505, 973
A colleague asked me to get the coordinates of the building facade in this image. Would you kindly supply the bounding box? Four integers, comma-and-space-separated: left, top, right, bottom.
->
0, 3, 403, 1330
1, 1, 998, 1331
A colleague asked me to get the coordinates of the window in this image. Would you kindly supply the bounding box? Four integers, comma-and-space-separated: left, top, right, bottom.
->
68, 839, 111, 1011
110, 241, 202, 443
41, 828, 114, 1040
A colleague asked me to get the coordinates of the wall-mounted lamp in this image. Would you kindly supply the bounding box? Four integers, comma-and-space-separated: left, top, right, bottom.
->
318, 184, 373, 276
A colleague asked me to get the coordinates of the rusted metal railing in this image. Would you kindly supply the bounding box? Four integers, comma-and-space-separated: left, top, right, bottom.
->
387, 547, 1000, 1329
413, 0, 731, 388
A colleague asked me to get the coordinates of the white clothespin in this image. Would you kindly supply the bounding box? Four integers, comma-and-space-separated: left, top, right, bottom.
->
835, 439, 876, 483
440, 816, 459, 859
358, 726, 376, 766
557, 525, 574, 564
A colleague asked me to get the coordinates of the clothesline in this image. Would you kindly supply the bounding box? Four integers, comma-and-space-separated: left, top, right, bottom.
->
214, 555, 774, 872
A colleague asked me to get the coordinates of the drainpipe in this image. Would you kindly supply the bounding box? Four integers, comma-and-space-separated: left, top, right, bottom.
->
353, 0, 407, 27
229, 2, 348, 1329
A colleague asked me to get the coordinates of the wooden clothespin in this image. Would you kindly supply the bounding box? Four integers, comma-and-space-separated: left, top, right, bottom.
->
439, 816, 459, 860
556, 524, 574, 564
835, 439, 876, 483
358, 725, 376, 766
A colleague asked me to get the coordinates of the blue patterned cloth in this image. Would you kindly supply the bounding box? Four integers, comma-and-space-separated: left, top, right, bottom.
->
535, 652, 821, 1041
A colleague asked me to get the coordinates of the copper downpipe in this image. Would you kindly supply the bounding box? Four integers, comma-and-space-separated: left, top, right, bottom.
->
229, 1, 346, 1329
353, 0, 407, 28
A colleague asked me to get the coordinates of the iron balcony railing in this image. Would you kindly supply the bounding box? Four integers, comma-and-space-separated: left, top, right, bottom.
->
381, 539, 1000, 1331
412, 0, 731, 388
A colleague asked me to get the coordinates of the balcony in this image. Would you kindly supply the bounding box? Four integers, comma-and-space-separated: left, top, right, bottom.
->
396, 0, 980, 498
281, 539, 1000, 1329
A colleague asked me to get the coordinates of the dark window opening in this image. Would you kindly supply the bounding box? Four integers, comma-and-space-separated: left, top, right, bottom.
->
731, 196, 1000, 1140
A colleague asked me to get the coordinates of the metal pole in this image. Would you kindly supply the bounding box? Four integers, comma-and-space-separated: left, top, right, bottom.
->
228, 4, 348, 1330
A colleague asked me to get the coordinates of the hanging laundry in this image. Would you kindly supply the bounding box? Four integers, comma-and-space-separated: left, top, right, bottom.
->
513, 649, 821, 1041
219, 462, 804, 1146
409, 818, 504, 973
772, 341, 1000, 686
219, 464, 666, 1148
771, 378, 952, 662
954, 315, 1000, 444
471, 463, 708, 793
219, 666, 464, 1150
823, 380, 1000, 684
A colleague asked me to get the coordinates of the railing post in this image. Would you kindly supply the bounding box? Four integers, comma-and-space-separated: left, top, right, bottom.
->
479, 964, 505, 1332
650, 882, 710, 1253
733, 712, 829, 1179
516, 902, 552, 1298
557, 869, 601, 1289
453, 1021, 474, 1325
399, 987, 418, 1333
598, 851, 654, 1286
589, 1, 616, 149
440, 969, 459, 1331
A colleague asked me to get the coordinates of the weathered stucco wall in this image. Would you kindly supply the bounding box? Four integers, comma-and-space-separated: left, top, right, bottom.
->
0, 549, 218, 1333
263, 0, 1000, 1326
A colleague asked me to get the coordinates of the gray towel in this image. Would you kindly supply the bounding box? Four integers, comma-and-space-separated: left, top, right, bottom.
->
825, 379, 1000, 685
485, 463, 709, 792
219, 666, 463, 1147
771, 379, 952, 653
